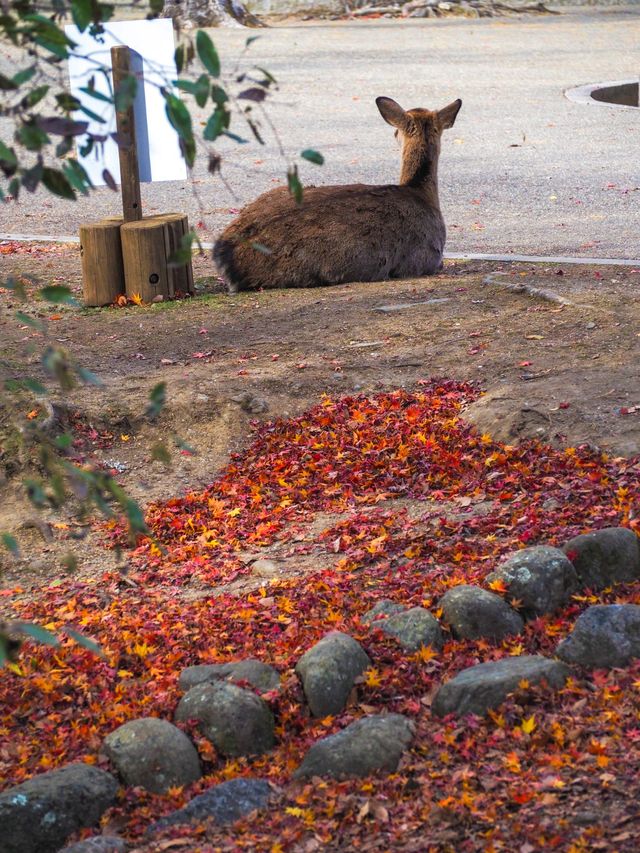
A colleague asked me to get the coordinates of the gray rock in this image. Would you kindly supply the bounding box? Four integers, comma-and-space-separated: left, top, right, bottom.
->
378, 606, 443, 652
62, 837, 128, 853
556, 604, 640, 669
175, 681, 275, 756
148, 777, 271, 834
0, 763, 118, 853
102, 717, 201, 794
294, 714, 415, 779
439, 584, 524, 641
562, 527, 640, 590
295, 631, 370, 717
179, 659, 281, 694
250, 558, 280, 578
432, 655, 570, 717
361, 599, 406, 625
486, 546, 578, 617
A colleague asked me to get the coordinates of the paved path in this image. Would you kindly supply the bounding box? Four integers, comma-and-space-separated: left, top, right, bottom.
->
1, 7, 638, 259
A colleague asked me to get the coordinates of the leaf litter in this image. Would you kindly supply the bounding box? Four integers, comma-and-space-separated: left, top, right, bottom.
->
2, 380, 640, 850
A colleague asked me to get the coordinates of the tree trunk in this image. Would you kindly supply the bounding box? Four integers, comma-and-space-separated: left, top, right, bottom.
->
162, 0, 264, 28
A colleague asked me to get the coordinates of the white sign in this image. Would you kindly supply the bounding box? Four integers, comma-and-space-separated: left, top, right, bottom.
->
65, 19, 187, 186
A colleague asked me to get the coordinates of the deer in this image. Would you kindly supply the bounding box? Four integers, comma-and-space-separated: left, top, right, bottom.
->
213, 96, 462, 292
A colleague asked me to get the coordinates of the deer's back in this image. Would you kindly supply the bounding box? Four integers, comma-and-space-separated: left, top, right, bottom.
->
214, 183, 445, 290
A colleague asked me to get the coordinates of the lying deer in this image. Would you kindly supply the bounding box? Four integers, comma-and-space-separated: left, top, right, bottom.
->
213, 96, 462, 292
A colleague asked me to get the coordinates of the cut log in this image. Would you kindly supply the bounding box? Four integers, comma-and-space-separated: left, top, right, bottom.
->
79, 220, 126, 307
120, 213, 195, 303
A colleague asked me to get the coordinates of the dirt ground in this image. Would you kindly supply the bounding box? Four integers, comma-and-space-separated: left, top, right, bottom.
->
1, 243, 639, 591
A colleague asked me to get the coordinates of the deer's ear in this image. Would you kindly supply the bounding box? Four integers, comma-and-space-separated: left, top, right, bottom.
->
438, 99, 462, 130
376, 97, 409, 130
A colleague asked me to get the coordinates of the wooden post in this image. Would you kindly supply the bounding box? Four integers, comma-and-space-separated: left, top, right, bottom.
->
79, 220, 126, 306
111, 45, 142, 222
121, 213, 194, 303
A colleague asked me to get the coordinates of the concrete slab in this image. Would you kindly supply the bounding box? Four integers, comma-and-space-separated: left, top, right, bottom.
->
0, 7, 638, 259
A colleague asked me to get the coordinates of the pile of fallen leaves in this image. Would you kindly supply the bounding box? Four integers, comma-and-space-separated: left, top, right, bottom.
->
2, 380, 640, 851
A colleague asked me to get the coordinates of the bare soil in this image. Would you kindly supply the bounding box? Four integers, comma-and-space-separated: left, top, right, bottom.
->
1, 243, 639, 591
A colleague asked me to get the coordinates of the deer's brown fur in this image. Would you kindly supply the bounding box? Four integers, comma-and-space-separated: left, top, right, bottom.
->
213, 96, 462, 292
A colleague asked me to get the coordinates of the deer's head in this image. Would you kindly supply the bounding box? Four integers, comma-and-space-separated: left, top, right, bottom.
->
376, 96, 462, 154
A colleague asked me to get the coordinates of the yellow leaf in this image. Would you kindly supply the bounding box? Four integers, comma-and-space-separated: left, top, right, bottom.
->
364, 667, 382, 688
120, 434, 130, 442
130, 292, 143, 305
520, 715, 536, 735
133, 641, 155, 658
413, 645, 438, 663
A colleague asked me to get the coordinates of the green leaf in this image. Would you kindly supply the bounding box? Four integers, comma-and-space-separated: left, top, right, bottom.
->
17, 621, 60, 647
196, 30, 220, 77
15, 311, 45, 330
79, 85, 111, 104
8, 177, 20, 201
27, 85, 50, 108
1, 532, 19, 556
0, 72, 17, 91
124, 498, 147, 535
254, 66, 277, 86
71, 0, 93, 32
194, 74, 210, 109
22, 377, 47, 394
115, 75, 137, 113
174, 44, 186, 74
40, 284, 77, 304
25, 14, 72, 59
42, 168, 76, 201
175, 79, 198, 95
164, 93, 195, 167
210, 85, 228, 107
16, 123, 49, 152
146, 381, 166, 419
63, 159, 92, 195
56, 92, 82, 112
287, 165, 303, 204
0, 141, 17, 167
63, 627, 103, 656
12, 65, 36, 86
245, 36, 260, 48
56, 137, 74, 158
203, 106, 229, 142
164, 92, 192, 138
301, 149, 324, 166
222, 130, 248, 144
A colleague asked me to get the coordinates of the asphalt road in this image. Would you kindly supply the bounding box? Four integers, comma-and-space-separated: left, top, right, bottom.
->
1, 7, 639, 259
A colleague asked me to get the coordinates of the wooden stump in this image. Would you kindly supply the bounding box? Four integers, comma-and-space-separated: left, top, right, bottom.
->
79, 220, 126, 307
120, 213, 195, 303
